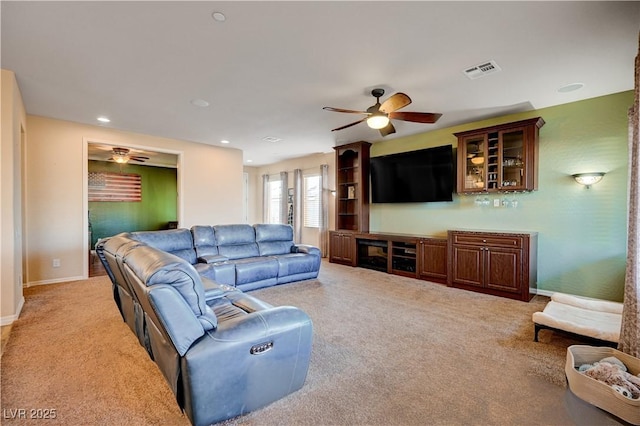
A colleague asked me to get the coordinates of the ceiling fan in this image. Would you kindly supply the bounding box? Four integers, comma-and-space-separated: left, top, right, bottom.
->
323, 88, 442, 137
108, 147, 149, 164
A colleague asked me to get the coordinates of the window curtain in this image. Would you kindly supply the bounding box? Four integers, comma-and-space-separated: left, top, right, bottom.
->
319, 164, 329, 257
262, 174, 269, 223
293, 169, 303, 243
279, 171, 288, 224
619, 31, 640, 357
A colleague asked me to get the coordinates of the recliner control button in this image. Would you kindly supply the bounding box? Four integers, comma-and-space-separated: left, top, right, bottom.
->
250, 341, 274, 354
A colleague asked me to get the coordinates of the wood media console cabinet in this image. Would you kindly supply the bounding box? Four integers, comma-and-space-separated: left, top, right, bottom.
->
329, 229, 537, 301
330, 231, 448, 284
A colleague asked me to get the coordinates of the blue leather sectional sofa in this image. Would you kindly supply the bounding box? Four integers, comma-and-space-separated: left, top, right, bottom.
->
96, 224, 319, 426
126, 224, 321, 291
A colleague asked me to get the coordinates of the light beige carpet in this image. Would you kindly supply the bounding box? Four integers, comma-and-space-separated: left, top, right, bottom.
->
0, 260, 623, 425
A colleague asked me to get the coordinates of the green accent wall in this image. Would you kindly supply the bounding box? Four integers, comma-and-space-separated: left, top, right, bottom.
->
88, 161, 177, 248
370, 91, 633, 302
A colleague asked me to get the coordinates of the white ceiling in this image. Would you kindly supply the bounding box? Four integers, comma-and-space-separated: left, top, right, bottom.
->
2, 1, 639, 166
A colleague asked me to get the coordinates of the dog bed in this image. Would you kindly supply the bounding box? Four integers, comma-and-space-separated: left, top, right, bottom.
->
532, 292, 623, 345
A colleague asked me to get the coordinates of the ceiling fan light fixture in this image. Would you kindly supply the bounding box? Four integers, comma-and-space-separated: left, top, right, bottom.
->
113, 154, 130, 164
366, 113, 389, 130
112, 147, 131, 164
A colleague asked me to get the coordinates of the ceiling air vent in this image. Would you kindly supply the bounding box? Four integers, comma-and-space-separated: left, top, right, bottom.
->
262, 136, 282, 143
463, 60, 502, 80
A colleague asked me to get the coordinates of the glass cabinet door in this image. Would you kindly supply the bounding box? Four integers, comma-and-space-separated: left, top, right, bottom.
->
499, 128, 525, 190
461, 135, 487, 191
455, 117, 543, 194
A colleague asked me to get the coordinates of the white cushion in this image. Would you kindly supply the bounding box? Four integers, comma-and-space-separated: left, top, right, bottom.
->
532, 294, 622, 343
551, 292, 623, 314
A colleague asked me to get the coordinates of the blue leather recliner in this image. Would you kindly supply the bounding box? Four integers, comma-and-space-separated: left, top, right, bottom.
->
96, 224, 315, 426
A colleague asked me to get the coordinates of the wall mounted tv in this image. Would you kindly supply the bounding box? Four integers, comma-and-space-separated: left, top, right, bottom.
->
370, 145, 454, 203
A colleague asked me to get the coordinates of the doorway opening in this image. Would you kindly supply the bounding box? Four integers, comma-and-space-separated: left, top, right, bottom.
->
85, 140, 181, 277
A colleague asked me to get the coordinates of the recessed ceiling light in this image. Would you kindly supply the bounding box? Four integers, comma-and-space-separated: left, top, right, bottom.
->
212, 12, 226, 22
190, 99, 210, 107
246, 159, 253, 163
220, 140, 230, 144
97, 116, 110, 123
557, 83, 584, 93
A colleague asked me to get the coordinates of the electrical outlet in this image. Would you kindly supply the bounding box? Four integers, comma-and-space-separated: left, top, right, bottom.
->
52, 258, 61, 268
493, 198, 500, 207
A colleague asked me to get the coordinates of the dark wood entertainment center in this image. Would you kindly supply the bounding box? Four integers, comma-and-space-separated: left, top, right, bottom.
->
329, 118, 543, 302
355, 232, 449, 283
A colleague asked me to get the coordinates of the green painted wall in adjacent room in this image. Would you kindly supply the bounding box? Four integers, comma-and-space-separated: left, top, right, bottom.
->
370, 91, 633, 302
88, 161, 177, 248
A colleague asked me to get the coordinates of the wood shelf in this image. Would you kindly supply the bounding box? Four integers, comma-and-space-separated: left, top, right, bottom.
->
333, 141, 370, 233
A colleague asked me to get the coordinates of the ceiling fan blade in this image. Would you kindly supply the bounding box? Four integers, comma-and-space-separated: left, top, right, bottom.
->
331, 117, 367, 132
389, 111, 442, 124
323, 106, 368, 114
379, 93, 411, 113
379, 122, 396, 137
131, 156, 149, 160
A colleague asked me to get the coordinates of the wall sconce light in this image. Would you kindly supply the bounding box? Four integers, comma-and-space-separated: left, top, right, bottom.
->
572, 172, 605, 189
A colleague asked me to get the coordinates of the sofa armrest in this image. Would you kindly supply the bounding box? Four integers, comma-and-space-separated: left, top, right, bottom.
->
201, 277, 238, 301
148, 285, 206, 356
292, 244, 321, 256
201, 276, 224, 300
212, 306, 311, 341
198, 254, 230, 264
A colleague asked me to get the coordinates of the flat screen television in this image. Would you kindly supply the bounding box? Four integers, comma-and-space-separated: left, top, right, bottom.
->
370, 145, 454, 203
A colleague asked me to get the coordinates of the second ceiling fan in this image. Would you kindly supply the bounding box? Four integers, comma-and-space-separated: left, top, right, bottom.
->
109, 147, 149, 164
323, 88, 442, 137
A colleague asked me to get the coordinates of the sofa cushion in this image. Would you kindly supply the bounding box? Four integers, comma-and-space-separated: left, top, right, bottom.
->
129, 229, 197, 265
214, 224, 260, 259
124, 245, 218, 331
233, 257, 279, 285
255, 224, 295, 256
191, 225, 219, 258
273, 253, 319, 276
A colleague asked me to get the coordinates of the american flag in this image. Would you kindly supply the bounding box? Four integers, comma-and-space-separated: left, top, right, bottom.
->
88, 172, 141, 202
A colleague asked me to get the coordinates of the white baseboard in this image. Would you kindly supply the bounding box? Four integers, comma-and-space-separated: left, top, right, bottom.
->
1, 296, 24, 325
25, 276, 86, 288
534, 288, 555, 298
2, 275, 88, 325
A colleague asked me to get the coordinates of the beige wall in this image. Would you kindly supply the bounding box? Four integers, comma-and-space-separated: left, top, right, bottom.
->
243, 166, 261, 225
24, 115, 244, 286
252, 153, 335, 248
1, 69, 27, 324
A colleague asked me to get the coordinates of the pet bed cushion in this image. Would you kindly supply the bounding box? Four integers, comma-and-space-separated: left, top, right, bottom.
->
532, 293, 622, 343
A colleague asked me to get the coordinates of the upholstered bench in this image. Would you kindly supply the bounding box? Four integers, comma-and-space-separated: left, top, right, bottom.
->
532, 292, 623, 345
